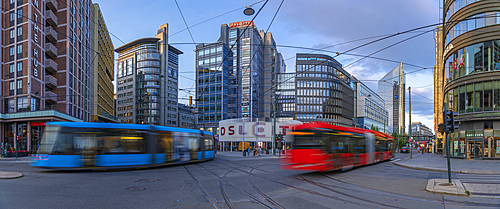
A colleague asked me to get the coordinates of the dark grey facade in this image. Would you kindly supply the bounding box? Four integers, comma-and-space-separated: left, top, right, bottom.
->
276, 73, 295, 119
295, 54, 355, 126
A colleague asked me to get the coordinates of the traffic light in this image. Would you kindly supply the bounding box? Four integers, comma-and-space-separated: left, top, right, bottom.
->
444, 111, 459, 133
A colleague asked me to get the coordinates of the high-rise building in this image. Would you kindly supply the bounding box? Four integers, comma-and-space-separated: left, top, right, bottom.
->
434, 25, 444, 145
115, 23, 182, 125
195, 21, 284, 132
90, 3, 116, 122
1, 0, 91, 155
295, 54, 354, 126
354, 80, 388, 132
441, 0, 500, 159
378, 63, 405, 135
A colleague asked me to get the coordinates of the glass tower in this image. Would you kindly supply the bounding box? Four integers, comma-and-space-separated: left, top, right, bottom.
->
378, 63, 405, 135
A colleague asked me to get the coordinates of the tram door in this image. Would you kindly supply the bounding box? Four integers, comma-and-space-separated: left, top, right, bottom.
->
74, 136, 97, 167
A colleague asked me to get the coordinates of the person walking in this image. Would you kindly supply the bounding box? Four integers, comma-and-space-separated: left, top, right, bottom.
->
474, 145, 480, 158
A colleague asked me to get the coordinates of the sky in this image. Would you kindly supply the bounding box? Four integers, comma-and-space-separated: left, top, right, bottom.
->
93, 0, 441, 134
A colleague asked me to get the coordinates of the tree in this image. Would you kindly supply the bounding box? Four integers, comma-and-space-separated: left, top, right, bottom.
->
370, 124, 375, 130
375, 127, 379, 132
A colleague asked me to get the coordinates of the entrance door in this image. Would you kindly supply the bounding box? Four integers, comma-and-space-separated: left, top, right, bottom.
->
467, 141, 474, 159
474, 141, 483, 160
467, 140, 483, 160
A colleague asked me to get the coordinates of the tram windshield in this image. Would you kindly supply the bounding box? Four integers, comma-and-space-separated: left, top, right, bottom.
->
38, 126, 60, 154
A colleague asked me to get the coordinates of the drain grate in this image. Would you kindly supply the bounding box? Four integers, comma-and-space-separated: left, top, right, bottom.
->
135, 179, 161, 183
127, 186, 147, 191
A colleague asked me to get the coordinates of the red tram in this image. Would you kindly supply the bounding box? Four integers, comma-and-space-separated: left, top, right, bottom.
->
281, 122, 394, 172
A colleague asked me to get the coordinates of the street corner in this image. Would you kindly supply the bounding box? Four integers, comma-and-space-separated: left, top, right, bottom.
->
425, 179, 466, 196
0, 171, 23, 179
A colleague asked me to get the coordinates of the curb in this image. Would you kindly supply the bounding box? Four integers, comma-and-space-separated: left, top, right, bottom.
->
392, 161, 500, 174
0, 172, 23, 179
425, 179, 467, 196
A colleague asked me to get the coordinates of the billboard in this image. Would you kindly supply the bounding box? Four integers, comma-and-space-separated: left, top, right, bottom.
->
218, 119, 302, 142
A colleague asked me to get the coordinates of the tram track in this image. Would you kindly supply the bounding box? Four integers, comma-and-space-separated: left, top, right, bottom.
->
248, 167, 287, 209
215, 158, 500, 207
196, 163, 276, 209
183, 165, 221, 209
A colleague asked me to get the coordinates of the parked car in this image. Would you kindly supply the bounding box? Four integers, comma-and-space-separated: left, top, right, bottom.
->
400, 147, 409, 153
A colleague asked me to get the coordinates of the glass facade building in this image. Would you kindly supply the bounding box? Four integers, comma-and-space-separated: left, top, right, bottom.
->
442, 0, 500, 159
355, 81, 388, 132
276, 73, 295, 120
115, 24, 182, 126
378, 63, 405, 135
195, 21, 285, 132
295, 54, 355, 126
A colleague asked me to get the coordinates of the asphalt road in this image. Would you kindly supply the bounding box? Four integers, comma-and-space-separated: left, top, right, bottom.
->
0, 153, 499, 209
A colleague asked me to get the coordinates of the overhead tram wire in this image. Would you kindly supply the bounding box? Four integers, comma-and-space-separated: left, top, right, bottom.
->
344, 28, 435, 68
169, 0, 267, 38
174, 0, 199, 98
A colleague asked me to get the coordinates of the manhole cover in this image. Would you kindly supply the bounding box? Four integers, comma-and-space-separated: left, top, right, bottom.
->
127, 186, 147, 191
135, 179, 160, 183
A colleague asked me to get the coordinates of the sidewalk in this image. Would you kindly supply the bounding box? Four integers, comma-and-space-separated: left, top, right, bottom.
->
0, 156, 31, 163
393, 151, 500, 174
215, 150, 286, 160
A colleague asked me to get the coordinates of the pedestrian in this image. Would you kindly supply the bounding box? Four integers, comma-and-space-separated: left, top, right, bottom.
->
474, 145, 480, 158
417, 146, 420, 154
421, 146, 424, 154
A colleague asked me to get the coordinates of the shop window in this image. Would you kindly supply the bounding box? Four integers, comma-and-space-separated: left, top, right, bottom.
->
466, 84, 474, 112
495, 81, 500, 111
474, 43, 483, 73
474, 82, 483, 112
459, 86, 465, 113
484, 81, 493, 111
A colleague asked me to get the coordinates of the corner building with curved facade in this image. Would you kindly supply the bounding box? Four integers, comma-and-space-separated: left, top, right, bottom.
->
442, 0, 500, 159
295, 54, 354, 126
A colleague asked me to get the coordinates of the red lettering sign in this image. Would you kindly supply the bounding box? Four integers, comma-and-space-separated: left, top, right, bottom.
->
228, 126, 234, 135
31, 122, 46, 126
229, 21, 254, 28
279, 125, 289, 135
239, 125, 247, 135
253, 122, 265, 137
221, 127, 225, 136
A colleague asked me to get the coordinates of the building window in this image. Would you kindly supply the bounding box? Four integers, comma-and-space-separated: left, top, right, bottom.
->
10, 12, 15, 21
17, 9, 22, 18
10, 47, 15, 56
17, 27, 22, 37
10, 29, 14, 39
17, 45, 22, 54
10, 64, 15, 73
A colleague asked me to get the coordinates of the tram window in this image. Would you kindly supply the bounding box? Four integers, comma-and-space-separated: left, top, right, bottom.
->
345, 137, 355, 153
204, 135, 214, 151
51, 130, 73, 154
102, 129, 145, 153
354, 138, 366, 154
38, 126, 60, 154
375, 139, 385, 152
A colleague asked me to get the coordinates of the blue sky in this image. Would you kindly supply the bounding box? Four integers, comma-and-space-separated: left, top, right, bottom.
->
93, 0, 441, 133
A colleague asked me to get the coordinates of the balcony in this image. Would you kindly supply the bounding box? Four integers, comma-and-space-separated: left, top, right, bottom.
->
45, 26, 58, 43
45, 91, 57, 103
45, 59, 58, 74
46, 0, 58, 12
45, 75, 58, 88
45, 9, 58, 27
45, 42, 58, 58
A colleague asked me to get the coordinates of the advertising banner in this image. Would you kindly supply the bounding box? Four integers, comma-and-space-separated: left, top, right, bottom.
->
218, 120, 302, 142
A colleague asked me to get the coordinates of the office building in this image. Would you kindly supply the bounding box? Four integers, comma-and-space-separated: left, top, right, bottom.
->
178, 103, 195, 128
276, 73, 295, 120
195, 21, 285, 131
441, 0, 500, 159
355, 81, 388, 132
90, 3, 116, 122
411, 122, 433, 136
378, 63, 405, 135
1, 0, 91, 155
295, 54, 355, 126
115, 23, 182, 125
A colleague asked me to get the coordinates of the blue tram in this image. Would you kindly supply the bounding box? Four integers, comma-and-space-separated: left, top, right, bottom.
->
31, 122, 215, 170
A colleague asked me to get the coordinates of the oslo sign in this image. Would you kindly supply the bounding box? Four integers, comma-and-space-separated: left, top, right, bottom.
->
218, 119, 302, 142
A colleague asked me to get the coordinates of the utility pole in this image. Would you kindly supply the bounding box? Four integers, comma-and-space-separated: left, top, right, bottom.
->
409, 87, 412, 159
442, 0, 452, 185
273, 94, 276, 155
